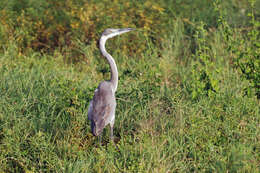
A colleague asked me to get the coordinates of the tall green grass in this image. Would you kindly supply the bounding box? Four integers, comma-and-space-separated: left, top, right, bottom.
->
1, 26, 259, 172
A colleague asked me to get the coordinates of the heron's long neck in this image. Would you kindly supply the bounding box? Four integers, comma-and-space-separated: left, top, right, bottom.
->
99, 38, 118, 92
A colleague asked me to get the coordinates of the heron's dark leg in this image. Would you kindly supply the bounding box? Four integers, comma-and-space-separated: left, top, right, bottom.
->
110, 124, 114, 141
98, 133, 102, 145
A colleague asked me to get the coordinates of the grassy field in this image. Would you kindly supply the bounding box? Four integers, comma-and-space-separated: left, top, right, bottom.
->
0, 0, 259, 172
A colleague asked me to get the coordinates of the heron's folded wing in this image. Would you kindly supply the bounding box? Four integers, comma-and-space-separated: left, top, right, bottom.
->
91, 85, 114, 123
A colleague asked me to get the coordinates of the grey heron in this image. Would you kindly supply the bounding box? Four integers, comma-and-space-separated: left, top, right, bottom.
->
88, 28, 134, 141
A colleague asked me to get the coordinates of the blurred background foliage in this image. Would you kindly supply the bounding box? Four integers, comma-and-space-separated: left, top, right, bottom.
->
0, 0, 168, 57
0, 0, 258, 54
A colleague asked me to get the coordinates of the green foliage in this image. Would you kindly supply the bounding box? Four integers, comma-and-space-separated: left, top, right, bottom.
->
0, 0, 255, 57
0, 0, 259, 172
190, 22, 220, 100
1, 51, 259, 171
236, 0, 260, 98
0, 0, 168, 56
215, 0, 260, 98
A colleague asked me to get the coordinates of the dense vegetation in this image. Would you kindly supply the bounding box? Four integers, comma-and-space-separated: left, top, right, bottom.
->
0, 0, 259, 172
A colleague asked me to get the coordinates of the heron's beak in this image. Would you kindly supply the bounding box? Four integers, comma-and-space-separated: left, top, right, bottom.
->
117, 28, 135, 35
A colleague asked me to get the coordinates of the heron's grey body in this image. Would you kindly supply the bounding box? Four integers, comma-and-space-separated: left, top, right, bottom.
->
88, 81, 116, 137
88, 28, 134, 139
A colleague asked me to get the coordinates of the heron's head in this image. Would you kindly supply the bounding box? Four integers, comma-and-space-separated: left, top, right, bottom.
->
102, 28, 135, 40
91, 119, 105, 136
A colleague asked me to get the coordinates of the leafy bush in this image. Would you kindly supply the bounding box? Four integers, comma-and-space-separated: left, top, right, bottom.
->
0, 0, 168, 57
190, 21, 220, 99
235, 1, 260, 98
1, 0, 255, 57
214, 0, 260, 98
